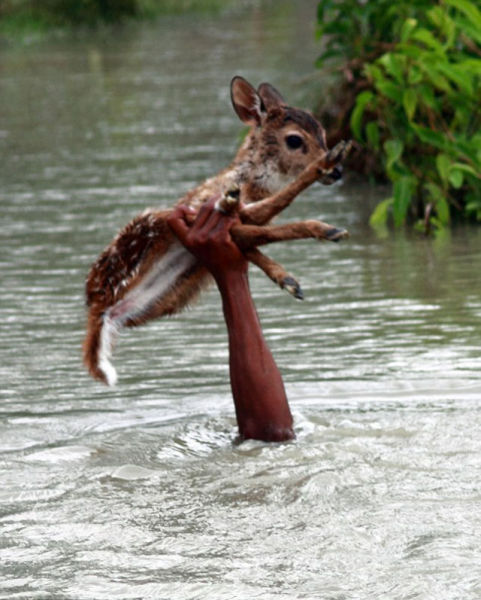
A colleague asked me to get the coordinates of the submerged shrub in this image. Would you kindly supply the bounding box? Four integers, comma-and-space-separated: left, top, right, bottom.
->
316, 0, 481, 231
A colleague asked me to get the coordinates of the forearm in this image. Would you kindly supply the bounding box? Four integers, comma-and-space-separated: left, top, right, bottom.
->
167, 200, 294, 442
215, 270, 294, 441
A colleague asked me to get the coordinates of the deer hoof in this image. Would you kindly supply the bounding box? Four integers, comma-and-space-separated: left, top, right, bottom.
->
326, 227, 349, 242
216, 185, 241, 214
325, 140, 346, 165
326, 139, 352, 165
282, 276, 304, 300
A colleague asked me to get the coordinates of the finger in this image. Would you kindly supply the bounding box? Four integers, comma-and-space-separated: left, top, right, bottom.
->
167, 205, 193, 241
191, 197, 219, 231
202, 204, 224, 231
184, 211, 196, 225
210, 214, 239, 244
169, 204, 195, 220
212, 212, 237, 234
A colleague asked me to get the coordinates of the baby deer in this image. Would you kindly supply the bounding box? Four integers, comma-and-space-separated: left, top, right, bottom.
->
84, 76, 351, 386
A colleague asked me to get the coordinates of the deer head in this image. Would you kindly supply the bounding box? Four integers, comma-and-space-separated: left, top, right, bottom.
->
230, 76, 342, 193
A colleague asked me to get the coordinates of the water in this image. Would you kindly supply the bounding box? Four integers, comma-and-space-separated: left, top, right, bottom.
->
1, 2, 481, 598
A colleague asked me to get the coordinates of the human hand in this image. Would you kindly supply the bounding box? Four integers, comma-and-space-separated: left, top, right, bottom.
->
167, 198, 248, 280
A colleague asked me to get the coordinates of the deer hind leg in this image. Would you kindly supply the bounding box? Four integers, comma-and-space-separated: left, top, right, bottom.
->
245, 248, 303, 300
232, 220, 349, 249
84, 241, 206, 386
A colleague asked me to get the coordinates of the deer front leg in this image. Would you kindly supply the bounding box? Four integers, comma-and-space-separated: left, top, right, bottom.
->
232, 220, 349, 249
241, 140, 352, 225
244, 248, 303, 300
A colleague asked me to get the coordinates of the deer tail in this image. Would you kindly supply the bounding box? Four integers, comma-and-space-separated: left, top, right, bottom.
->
83, 307, 119, 386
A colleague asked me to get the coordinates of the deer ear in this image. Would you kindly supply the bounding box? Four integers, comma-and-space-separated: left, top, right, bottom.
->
257, 82, 285, 111
230, 76, 263, 126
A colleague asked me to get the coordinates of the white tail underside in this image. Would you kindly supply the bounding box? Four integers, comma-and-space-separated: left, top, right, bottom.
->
97, 242, 197, 385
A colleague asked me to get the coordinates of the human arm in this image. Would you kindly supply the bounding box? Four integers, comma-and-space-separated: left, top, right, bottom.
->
167, 200, 294, 442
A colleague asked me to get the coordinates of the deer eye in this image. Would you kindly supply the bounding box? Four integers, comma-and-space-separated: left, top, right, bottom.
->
285, 134, 303, 150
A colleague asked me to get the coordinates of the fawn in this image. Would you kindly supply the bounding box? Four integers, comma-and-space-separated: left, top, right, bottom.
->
83, 76, 351, 386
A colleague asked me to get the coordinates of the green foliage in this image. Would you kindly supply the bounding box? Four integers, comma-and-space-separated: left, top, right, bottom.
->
317, 0, 481, 231
317, 0, 426, 69
0, 0, 139, 27
0, 0, 230, 34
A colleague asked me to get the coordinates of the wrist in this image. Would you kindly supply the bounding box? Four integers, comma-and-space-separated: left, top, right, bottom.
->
215, 268, 258, 329
213, 265, 249, 292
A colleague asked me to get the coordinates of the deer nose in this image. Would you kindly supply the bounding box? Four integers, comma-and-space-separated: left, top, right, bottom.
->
320, 165, 342, 185
319, 165, 343, 186
330, 166, 342, 181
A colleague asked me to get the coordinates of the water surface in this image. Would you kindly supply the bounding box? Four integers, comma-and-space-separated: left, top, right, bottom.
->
1, 2, 481, 598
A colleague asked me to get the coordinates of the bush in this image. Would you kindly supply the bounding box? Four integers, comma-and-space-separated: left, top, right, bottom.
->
0, 0, 230, 31
316, 0, 481, 231
48, 0, 140, 25
0, 0, 139, 26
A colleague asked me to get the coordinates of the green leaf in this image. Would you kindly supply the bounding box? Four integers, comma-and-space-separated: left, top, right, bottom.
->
427, 6, 456, 45
384, 139, 404, 172
449, 169, 464, 188
458, 20, 481, 45
317, 0, 329, 22
400, 18, 418, 42
397, 44, 426, 60
437, 63, 473, 97
376, 80, 401, 102
419, 63, 451, 93
393, 176, 414, 227
436, 153, 451, 183
465, 192, 481, 219
425, 182, 450, 225
350, 90, 374, 140
408, 66, 423, 85
403, 88, 417, 121
451, 162, 479, 177
411, 28, 444, 52
436, 196, 450, 226
379, 53, 405, 84
416, 84, 439, 110
369, 198, 393, 228
444, 0, 481, 31
411, 125, 447, 151
459, 58, 481, 75
366, 121, 380, 150
364, 63, 383, 83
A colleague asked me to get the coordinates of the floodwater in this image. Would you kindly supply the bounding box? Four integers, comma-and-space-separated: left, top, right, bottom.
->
1, 2, 481, 599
